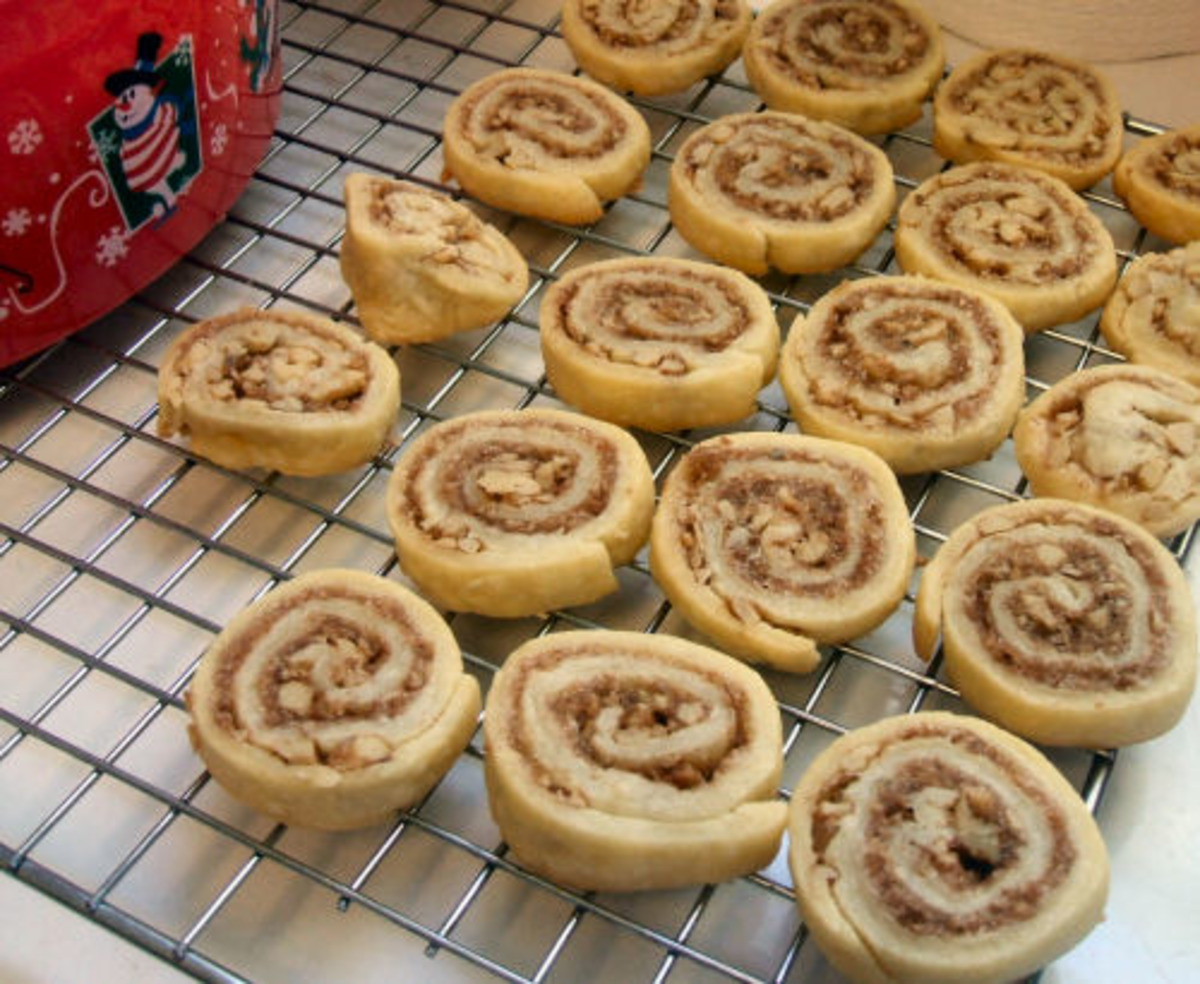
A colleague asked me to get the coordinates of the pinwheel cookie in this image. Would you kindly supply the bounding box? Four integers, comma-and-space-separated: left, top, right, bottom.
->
560, 0, 752, 96
743, 0, 945, 135
1013, 364, 1200, 538
894, 162, 1117, 331
157, 307, 401, 476
187, 569, 481, 830
386, 408, 654, 617
484, 630, 786, 892
651, 432, 916, 673
540, 256, 780, 431
914, 499, 1197, 747
1113, 125, 1200, 245
339, 174, 528, 345
789, 711, 1110, 984
933, 48, 1123, 190
441, 68, 651, 225
669, 111, 896, 275
1099, 243, 1200, 387
779, 275, 1025, 473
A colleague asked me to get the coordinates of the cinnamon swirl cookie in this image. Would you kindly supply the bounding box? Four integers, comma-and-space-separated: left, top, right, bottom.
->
779, 275, 1025, 473
483, 630, 786, 892
540, 256, 780, 431
894, 162, 1118, 331
743, 0, 945, 135
651, 432, 915, 673
441, 68, 651, 225
933, 49, 1123, 191
386, 408, 654, 617
1113, 125, 1200, 245
187, 569, 481, 830
1013, 364, 1200, 538
914, 500, 1197, 747
157, 308, 401, 476
560, 0, 752, 96
1100, 243, 1200, 387
339, 174, 528, 345
668, 111, 896, 275
789, 711, 1109, 984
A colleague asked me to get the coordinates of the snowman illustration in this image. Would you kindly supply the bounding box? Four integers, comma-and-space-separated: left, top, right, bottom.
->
102, 32, 197, 220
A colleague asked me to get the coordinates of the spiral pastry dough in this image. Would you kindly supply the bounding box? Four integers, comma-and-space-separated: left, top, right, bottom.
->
157, 308, 401, 476
933, 48, 1124, 191
651, 432, 915, 673
743, 0, 945, 135
560, 0, 752, 96
441, 68, 651, 225
894, 162, 1117, 332
385, 408, 654, 617
669, 111, 896, 276
914, 500, 1197, 748
186, 569, 482, 830
483, 630, 786, 892
1113, 125, 1200, 245
540, 256, 780, 431
1099, 243, 1200, 387
1013, 364, 1200, 538
339, 174, 528, 345
788, 711, 1110, 984
779, 275, 1025, 474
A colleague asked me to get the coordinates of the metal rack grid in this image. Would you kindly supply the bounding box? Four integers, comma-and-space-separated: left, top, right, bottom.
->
1, 1, 1195, 981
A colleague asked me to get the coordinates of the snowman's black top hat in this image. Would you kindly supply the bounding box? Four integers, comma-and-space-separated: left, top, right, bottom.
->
104, 32, 164, 96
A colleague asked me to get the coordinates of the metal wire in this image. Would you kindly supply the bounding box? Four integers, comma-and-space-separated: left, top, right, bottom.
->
1, 1, 1194, 981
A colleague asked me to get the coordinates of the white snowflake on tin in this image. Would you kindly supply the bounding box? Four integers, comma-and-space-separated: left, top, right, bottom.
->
8, 119, 43, 155
2, 207, 32, 237
210, 122, 229, 157
90, 128, 122, 163
95, 224, 131, 267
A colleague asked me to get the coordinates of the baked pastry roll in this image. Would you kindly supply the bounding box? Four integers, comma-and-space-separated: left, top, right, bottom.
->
894, 162, 1117, 332
540, 256, 780, 431
779, 275, 1025, 474
441, 68, 651, 225
914, 499, 1197, 747
668, 111, 896, 275
483, 629, 786, 892
1113, 125, 1200, 245
385, 408, 654, 617
743, 0, 945, 135
339, 174, 528, 345
187, 569, 481, 830
158, 307, 401, 476
560, 0, 752, 97
1099, 243, 1200, 387
1013, 364, 1200, 538
933, 48, 1123, 191
788, 711, 1110, 984
651, 432, 916, 673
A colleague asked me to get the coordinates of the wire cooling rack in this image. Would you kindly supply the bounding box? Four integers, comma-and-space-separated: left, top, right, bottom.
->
2, 1, 1196, 982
